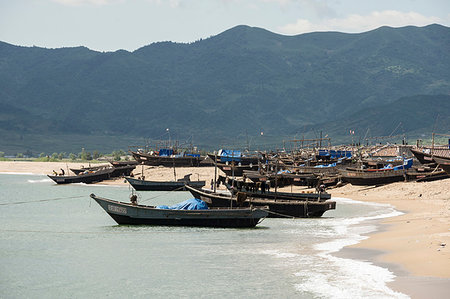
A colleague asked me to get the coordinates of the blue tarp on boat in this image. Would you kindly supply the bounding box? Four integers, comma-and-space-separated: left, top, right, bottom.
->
219, 149, 242, 162
157, 198, 209, 210
314, 163, 337, 168
318, 150, 352, 159
158, 149, 174, 156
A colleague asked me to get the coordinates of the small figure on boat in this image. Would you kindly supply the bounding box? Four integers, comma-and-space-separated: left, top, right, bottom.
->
52, 170, 57, 176
60, 168, 65, 176
130, 194, 138, 205
210, 179, 214, 190
318, 184, 326, 193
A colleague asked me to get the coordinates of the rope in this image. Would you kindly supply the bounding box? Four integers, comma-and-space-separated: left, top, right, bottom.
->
0, 195, 85, 206
139, 185, 187, 203
265, 209, 295, 218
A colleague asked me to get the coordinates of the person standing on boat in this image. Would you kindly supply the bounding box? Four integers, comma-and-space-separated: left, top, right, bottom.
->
261, 180, 266, 194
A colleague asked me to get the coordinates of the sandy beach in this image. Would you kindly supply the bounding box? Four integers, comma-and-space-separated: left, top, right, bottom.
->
1, 160, 449, 297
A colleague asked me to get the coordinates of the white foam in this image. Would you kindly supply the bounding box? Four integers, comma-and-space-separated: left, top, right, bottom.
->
295, 256, 409, 298
293, 197, 409, 298
260, 249, 300, 259
0, 172, 37, 175
27, 178, 53, 183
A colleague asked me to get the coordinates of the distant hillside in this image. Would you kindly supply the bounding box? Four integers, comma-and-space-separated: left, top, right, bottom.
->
0, 24, 449, 154
303, 94, 450, 144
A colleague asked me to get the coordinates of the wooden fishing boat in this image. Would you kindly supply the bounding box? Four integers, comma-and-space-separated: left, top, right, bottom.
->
70, 164, 136, 177
216, 162, 259, 177
339, 158, 414, 186
130, 150, 203, 167
410, 148, 436, 164
125, 176, 206, 191
433, 156, 450, 176
48, 167, 115, 184
184, 185, 336, 218
207, 152, 260, 166
339, 168, 407, 186
90, 193, 268, 228
223, 176, 329, 200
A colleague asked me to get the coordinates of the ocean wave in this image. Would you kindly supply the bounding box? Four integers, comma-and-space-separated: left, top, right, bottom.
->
0, 172, 39, 176
294, 197, 409, 298
27, 178, 53, 183
294, 255, 409, 298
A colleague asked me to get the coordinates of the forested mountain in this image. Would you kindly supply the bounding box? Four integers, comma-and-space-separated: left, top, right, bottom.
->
0, 24, 449, 154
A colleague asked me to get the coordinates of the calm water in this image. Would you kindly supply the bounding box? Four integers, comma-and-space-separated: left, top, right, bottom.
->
0, 174, 409, 298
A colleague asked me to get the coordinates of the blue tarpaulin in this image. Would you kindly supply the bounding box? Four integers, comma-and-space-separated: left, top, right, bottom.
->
314, 163, 337, 168
318, 150, 352, 159
157, 198, 209, 210
393, 158, 413, 170
219, 149, 242, 162
158, 149, 174, 156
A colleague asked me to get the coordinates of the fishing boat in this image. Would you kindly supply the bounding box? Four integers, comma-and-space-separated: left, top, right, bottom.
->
130, 150, 204, 167
70, 163, 136, 177
339, 159, 413, 186
184, 185, 336, 218
90, 193, 268, 228
207, 150, 260, 166
125, 175, 206, 191
48, 167, 115, 184
433, 156, 450, 176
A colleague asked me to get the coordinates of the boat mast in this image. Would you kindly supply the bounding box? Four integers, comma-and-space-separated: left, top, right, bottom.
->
214, 152, 217, 193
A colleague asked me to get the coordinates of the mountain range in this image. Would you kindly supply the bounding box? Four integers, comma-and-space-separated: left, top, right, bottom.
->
0, 24, 449, 154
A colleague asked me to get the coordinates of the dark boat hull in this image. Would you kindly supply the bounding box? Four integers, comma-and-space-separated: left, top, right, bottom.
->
433, 156, 450, 176
125, 177, 206, 191
207, 153, 260, 166
130, 151, 202, 167
410, 148, 435, 164
90, 194, 267, 228
185, 185, 336, 218
217, 163, 259, 177
48, 168, 115, 184
340, 169, 406, 186
70, 165, 135, 177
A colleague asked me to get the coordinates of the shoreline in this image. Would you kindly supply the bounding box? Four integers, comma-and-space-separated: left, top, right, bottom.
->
331, 182, 450, 298
1, 161, 449, 297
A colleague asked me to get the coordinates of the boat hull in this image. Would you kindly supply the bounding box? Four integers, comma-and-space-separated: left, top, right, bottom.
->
91, 194, 267, 228
185, 185, 335, 218
131, 151, 202, 167
48, 168, 115, 184
125, 177, 206, 191
433, 156, 450, 176
340, 169, 406, 186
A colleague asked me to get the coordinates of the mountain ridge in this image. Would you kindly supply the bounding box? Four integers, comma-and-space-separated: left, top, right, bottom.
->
0, 24, 449, 153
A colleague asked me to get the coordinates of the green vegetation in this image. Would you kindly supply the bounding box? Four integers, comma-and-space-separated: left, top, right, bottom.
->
0, 24, 449, 153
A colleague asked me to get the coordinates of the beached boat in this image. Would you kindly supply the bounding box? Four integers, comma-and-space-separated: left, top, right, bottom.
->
70, 163, 136, 177
48, 167, 115, 184
207, 150, 260, 166
90, 193, 268, 228
125, 175, 206, 191
339, 159, 413, 186
130, 150, 203, 167
433, 156, 450, 175
410, 148, 436, 164
185, 185, 336, 218
223, 176, 330, 200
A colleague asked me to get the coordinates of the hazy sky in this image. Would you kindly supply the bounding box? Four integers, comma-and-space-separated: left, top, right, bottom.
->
1, 0, 449, 52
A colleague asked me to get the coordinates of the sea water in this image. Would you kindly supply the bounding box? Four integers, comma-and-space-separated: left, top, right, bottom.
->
0, 174, 409, 298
